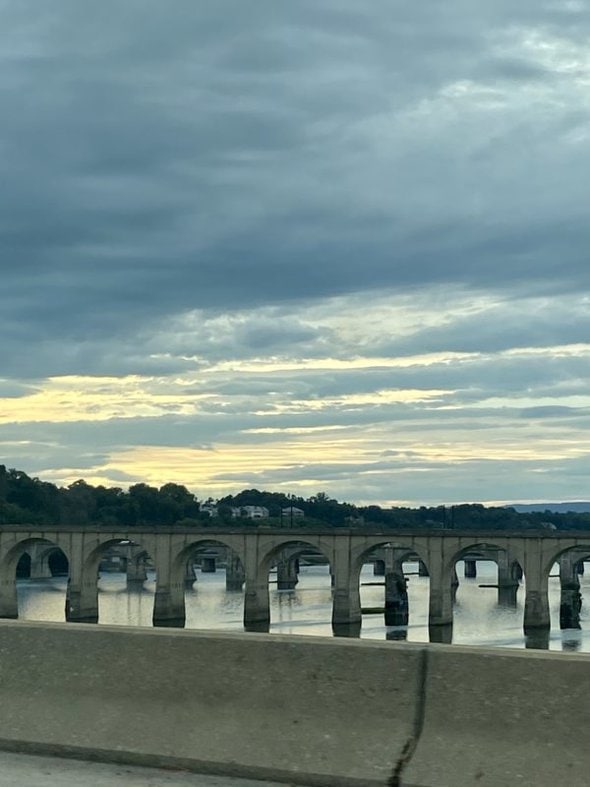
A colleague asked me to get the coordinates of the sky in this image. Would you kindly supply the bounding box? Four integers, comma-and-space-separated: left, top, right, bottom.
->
1, 1, 590, 507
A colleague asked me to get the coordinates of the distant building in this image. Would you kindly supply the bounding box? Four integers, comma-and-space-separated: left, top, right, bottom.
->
282, 506, 304, 519
200, 503, 218, 517
240, 505, 269, 520
345, 515, 365, 526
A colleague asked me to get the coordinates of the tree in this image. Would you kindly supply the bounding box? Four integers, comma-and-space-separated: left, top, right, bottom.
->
159, 483, 199, 521
0, 465, 7, 501
59, 480, 97, 525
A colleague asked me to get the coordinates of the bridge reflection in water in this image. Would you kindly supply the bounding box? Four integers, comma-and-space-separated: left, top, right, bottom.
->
3, 525, 590, 650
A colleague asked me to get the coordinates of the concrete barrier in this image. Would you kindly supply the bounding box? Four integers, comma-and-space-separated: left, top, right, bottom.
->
0, 621, 422, 786
404, 645, 590, 787
0, 621, 589, 786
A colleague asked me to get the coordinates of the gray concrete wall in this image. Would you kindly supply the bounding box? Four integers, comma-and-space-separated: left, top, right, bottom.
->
404, 646, 590, 787
0, 621, 588, 786
0, 621, 421, 786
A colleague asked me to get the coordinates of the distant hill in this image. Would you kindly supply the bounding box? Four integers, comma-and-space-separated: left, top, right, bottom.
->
510, 502, 590, 514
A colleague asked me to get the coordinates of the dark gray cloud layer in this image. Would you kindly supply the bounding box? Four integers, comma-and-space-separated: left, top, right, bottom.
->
2, 2, 589, 504
2, 1, 590, 376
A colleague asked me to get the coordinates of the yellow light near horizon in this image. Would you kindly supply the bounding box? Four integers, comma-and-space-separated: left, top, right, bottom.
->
0, 371, 453, 425
61, 424, 589, 498
3, 338, 589, 426
207, 352, 477, 374
0, 375, 214, 424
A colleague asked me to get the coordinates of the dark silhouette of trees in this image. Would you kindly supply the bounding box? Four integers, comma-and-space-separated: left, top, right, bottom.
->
1, 464, 590, 531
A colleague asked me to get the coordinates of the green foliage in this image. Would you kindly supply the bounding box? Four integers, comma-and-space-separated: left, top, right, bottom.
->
0, 465, 199, 528
1, 464, 589, 531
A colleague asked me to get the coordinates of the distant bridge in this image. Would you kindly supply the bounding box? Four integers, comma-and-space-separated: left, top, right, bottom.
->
1, 525, 589, 640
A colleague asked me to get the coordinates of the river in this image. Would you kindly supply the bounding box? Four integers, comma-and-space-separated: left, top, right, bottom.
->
15, 560, 590, 652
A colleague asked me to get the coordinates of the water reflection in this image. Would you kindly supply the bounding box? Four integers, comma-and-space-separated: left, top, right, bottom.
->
243, 621, 270, 633
525, 630, 550, 650
429, 624, 453, 644
386, 626, 408, 642
561, 630, 582, 652
333, 621, 361, 638
11, 561, 590, 653
497, 586, 519, 608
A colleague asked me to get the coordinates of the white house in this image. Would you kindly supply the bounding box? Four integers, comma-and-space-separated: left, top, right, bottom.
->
282, 506, 304, 519
239, 505, 269, 520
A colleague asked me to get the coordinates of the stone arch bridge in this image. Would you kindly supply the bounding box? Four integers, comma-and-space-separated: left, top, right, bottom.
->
1, 525, 589, 637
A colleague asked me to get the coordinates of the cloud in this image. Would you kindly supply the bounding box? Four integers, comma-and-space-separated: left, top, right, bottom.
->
1, 2, 589, 504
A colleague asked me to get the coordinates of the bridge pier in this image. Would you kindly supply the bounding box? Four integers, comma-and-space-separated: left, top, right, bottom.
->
126, 558, 148, 586
63, 543, 99, 623
373, 559, 385, 576
226, 553, 245, 591
451, 565, 459, 603
183, 562, 197, 588
384, 570, 409, 627
498, 585, 519, 607
428, 564, 454, 629
559, 553, 582, 630
201, 556, 216, 573
560, 586, 582, 630
153, 581, 185, 628
386, 626, 408, 641
332, 586, 362, 638
521, 551, 551, 635
496, 552, 515, 587
496, 552, 520, 607
29, 560, 52, 580
243, 582, 270, 632
418, 560, 429, 577
29, 545, 54, 579
65, 575, 98, 623
523, 555, 550, 636
383, 549, 409, 627
464, 559, 477, 579
512, 562, 523, 581
276, 555, 298, 590
0, 574, 18, 619
429, 623, 453, 644
523, 590, 551, 634
152, 548, 185, 627
331, 550, 361, 636
525, 629, 550, 649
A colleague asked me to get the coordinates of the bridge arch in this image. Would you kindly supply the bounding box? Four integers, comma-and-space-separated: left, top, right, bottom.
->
172, 537, 246, 578
541, 545, 590, 633
169, 538, 247, 630
419, 541, 525, 642
542, 544, 590, 580
67, 537, 157, 625
245, 538, 333, 634
258, 538, 331, 576
0, 537, 70, 620
444, 542, 511, 574
16, 544, 69, 580
445, 542, 524, 590
124, 547, 153, 585
351, 542, 430, 638
352, 543, 429, 577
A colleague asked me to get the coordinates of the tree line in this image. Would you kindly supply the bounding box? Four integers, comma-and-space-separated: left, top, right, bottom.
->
1, 465, 590, 531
